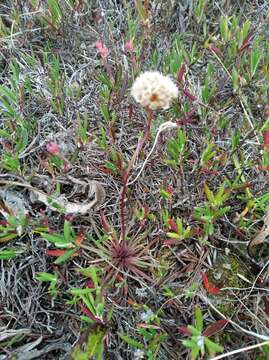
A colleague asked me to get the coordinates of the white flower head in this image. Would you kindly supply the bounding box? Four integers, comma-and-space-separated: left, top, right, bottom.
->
131, 71, 178, 110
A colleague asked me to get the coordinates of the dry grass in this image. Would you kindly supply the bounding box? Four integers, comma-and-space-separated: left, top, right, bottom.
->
0, 1, 269, 359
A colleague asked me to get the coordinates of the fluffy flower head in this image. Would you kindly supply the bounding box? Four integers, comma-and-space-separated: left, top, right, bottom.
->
131, 71, 178, 110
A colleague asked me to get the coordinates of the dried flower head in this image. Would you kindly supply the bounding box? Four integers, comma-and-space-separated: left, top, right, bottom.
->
131, 71, 178, 110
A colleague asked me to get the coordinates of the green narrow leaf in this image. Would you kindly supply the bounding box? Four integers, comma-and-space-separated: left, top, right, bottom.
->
204, 337, 224, 354
10, 59, 20, 83
166, 232, 181, 240
204, 183, 215, 205
36, 272, 57, 282
87, 329, 105, 359
0, 249, 18, 260
54, 248, 77, 264
187, 325, 201, 337
64, 220, 71, 242
41, 233, 67, 245
118, 333, 144, 349
195, 306, 203, 332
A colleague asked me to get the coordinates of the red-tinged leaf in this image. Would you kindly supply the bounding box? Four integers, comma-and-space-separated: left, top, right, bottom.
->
100, 210, 111, 232
257, 165, 269, 171
116, 274, 124, 282
239, 33, 254, 53
128, 103, 133, 119
203, 319, 229, 337
163, 239, 178, 246
183, 88, 197, 101
85, 279, 94, 288
168, 219, 178, 232
98, 165, 115, 175
80, 304, 103, 324
54, 248, 77, 264
166, 186, 174, 195
178, 326, 192, 336
178, 63, 186, 82
207, 284, 221, 295
46, 249, 67, 257
0, 220, 8, 226
127, 298, 136, 306
75, 231, 85, 246
201, 271, 209, 288
142, 205, 149, 216
263, 130, 269, 148
129, 265, 153, 282
194, 227, 203, 236
202, 272, 221, 295
210, 46, 224, 58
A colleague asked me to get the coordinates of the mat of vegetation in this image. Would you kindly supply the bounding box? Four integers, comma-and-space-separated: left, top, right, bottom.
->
0, 1, 269, 359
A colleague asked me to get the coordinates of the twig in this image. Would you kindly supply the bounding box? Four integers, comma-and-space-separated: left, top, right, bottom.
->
210, 340, 269, 360
127, 121, 179, 186
201, 294, 269, 341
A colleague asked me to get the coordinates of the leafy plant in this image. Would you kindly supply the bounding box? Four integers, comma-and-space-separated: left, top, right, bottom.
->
165, 129, 187, 169
84, 211, 154, 284
179, 307, 227, 359
0, 215, 28, 243
72, 327, 107, 360
36, 272, 58, 298
69, 267, 110, 325
194, 183, 230, 241
165, 217, 192, 245
40, 220, 85, 264
46, 55, 65, 115
119, 306, 167, 360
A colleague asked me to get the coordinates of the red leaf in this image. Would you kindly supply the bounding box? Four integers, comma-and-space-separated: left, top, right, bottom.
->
163, 239, 178, 246
178, 63, 186, 82
239, 33, 254, 53
128, 104, 133, 119
210, 46, 224, 58
168, 219, 178, 232
203, 319, 229, 337
178, 326, 192, 336
208, 284, 221, 295
201, 272, 221, 295
46, 249, 67, 257
80, 304, 103, 324
201, 271, 209, 288
100, 210, 111, 232
263, 131, 269, 149
116, 274, 124, 282
183, 88, 197, 101
85, 279, 95, 288
75, 231, 85, 246
142, 205, 149, 216
166, 186, 174, 195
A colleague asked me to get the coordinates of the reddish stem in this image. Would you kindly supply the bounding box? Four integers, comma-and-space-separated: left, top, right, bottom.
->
119, 173, 129, 241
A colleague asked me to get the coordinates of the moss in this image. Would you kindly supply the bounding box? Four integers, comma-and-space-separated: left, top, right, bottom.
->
209, 252, 253, 289
207, 252, 254, 317
217, 302, 234, 318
